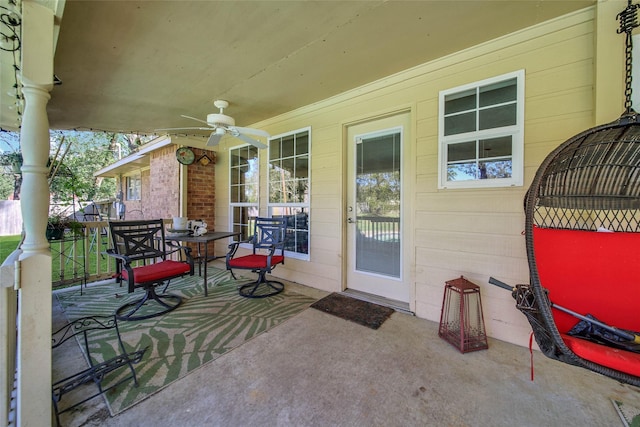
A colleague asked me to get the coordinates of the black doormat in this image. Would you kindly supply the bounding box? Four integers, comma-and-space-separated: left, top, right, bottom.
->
310, 293, 394, 330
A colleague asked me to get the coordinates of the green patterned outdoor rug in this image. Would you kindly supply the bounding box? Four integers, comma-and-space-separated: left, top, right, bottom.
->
613, 399, 640, 427
54, 267, 317, 416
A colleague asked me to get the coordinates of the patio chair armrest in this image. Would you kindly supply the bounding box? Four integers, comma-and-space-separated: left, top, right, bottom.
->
227, 238, 253, 253
226, 241, 241, 261
164, 242, 193, 261
52, 315, 118, 348
104, 249, 136, 291
266, 241, 285, 257
104, 249, 132, 264
225, 238, 254, 264
266, 243, 285, 268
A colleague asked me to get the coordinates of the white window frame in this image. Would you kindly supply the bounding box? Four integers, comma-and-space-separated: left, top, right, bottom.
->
126, 174, 141, 200
229, 144, 260, 242
438, 70, 525, 189
267, 127, 311, 261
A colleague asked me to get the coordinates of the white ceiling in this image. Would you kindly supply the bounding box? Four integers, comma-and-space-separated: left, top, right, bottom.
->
1, 1, 594, 137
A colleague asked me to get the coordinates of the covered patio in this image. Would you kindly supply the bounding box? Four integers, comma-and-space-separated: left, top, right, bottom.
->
2, 1, 638, 426
53, 266, 635, 427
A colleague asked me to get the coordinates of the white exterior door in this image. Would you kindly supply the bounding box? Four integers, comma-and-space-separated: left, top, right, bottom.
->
346, 112, 410, 303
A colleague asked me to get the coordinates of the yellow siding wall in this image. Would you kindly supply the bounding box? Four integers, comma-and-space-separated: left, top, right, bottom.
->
214, 8, 597, 347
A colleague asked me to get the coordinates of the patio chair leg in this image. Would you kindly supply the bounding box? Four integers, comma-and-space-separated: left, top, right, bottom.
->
116, 286, 182, 321
161, 279, 171, 293
238, 270, 284, 299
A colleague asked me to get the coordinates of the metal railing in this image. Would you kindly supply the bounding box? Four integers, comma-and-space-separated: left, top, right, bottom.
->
50, 220, 114, 288
356, 216, 400, 242
50, 219, 176, 289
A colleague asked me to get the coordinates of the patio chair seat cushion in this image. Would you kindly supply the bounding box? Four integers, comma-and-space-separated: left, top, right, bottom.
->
533, 227, 640, 334
561, 334, 640, 377
122, 260, 191, 284
533, 226, 640, 377
228, 254, 284, 269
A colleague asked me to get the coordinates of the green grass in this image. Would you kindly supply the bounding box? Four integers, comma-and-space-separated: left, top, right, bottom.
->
0, 234, 112, 288
50, 234, 112, 288
0, 235, 21, 264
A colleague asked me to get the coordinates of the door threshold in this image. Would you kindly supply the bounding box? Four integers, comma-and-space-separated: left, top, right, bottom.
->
342, 289, 413, 315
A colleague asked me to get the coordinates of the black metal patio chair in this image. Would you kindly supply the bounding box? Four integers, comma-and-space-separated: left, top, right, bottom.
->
226, 217, 286, 298
106, 219, 194, 320
52, 315, 147, 426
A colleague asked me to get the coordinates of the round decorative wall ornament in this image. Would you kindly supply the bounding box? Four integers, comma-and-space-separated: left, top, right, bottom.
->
176, 147, 195, 165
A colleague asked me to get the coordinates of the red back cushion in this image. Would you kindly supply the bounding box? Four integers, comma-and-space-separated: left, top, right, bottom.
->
533, 227, 640, 333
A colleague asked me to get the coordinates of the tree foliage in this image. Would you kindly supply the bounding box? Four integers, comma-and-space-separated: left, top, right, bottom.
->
356, 171, 400, 217
0, 131, 20, 199
0, 130, 149, 203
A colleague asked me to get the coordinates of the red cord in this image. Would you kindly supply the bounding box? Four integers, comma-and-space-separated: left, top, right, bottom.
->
529, 331, 535, 381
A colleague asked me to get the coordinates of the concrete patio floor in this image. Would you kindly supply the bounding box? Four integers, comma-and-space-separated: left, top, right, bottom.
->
53, 276, 640, 427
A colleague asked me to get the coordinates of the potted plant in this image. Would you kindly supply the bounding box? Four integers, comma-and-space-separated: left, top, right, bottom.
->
47, 213, 84, 241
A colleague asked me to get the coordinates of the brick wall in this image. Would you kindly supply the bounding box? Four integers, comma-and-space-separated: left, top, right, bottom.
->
118, 146, 215, 225
187, 149, 216, 228
138, 169, 150, 219
149, 146, 180, 219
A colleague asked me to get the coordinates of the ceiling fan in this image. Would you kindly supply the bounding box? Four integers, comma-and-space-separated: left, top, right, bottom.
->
157, 100, 269, 148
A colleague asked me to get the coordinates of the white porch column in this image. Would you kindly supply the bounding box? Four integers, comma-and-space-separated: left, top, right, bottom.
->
17, 2, 54, 426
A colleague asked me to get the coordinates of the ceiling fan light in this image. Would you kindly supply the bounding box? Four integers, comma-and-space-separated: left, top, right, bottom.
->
207, 113, 235, 127
215, 127, 226, 135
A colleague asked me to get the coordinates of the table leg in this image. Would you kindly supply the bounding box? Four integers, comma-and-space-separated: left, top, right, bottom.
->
204, 242, 209, 296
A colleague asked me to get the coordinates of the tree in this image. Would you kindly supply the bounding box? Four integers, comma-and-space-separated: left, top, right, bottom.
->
0, 173, 13, 199
0, 131, 22, 199
356, 170, 400, 217
48, 131, 118, 204
1, 130, 151, 203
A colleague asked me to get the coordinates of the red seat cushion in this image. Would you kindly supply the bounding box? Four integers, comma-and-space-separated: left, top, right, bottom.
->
562, 334, 640, 377
122, 260, 191, 284
228, 254, 284, 269
533, 226, 640, 376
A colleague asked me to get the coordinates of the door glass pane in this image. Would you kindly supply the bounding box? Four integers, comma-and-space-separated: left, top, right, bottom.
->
355, 131, 401, 278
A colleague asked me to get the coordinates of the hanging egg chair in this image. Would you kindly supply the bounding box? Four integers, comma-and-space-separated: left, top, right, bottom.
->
515, 1, 640, 387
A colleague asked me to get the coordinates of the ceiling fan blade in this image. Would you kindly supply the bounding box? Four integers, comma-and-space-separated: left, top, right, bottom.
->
181, 115, 212, 126
231, 126, 270, 138
235, 132, 268, 149
206, 132, 223, 147
155, 126, 214, 132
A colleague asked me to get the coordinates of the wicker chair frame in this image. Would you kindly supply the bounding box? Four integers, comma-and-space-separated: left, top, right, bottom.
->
523, 112, 640, 387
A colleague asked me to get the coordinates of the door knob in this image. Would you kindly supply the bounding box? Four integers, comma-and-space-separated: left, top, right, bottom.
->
347, 217, 354, 223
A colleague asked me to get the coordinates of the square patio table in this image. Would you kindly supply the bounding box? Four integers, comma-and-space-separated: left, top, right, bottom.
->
165, 231, 240, 296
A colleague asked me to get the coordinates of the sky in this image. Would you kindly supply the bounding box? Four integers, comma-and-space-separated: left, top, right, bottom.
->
0, 130, 20, 153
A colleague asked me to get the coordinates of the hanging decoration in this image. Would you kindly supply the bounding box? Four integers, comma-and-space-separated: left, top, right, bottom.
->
1, 0, 22, 126
492, 0, 640, 387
